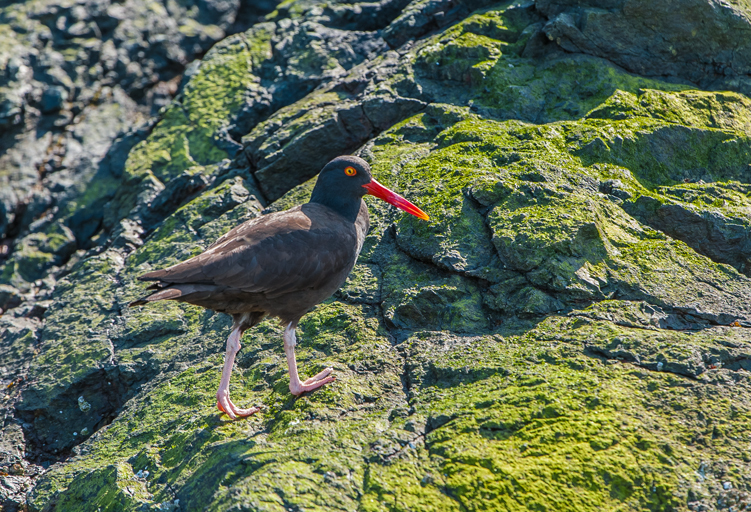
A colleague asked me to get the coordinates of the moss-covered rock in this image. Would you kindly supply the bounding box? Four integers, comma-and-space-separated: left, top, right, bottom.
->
0, 222, 77, 290
4, 0, 751, 511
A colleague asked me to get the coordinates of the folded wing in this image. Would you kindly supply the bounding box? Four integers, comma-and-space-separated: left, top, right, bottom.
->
137, 204, 358, 300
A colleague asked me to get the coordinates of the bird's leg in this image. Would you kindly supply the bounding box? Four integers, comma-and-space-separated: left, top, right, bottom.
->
216, 323, 260, 420
283, 322, 335, 396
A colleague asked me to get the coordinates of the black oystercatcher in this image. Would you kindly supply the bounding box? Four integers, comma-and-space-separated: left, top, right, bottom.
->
130, 156, 429, 419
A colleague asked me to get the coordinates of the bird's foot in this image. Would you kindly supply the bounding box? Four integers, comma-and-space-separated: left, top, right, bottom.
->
290, 367, 335, 396
216, 393, 260, 420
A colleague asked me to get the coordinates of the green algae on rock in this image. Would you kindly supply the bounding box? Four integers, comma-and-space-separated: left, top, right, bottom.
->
7, 0, 751, 511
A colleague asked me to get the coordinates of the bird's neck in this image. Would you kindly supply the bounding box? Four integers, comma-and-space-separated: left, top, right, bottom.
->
308, 192, 363, 223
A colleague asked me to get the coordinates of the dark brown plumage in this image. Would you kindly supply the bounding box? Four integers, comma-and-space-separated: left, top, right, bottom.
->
132, 201, 367, 321
130, 155, 428, 419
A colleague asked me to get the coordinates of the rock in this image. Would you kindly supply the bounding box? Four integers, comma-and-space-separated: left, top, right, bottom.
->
316, 0, 411, 32
537, 0, 751, 95
0, 89, 24, 129
0, 222, 77, 289
39, 86, 68, 113
0, 315, 39, 382
624, 186, 751, 277
0, 286, 24, 312
382, 0, 506, 48
249, 100, 378, 200
382, 0, 463, 48
4, 0, 751, 510
242, 46, 430, 200
0, 0, 262, 268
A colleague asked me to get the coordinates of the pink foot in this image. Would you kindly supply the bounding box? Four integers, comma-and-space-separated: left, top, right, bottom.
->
217, 391, 260, 420
290, 367, 336, 396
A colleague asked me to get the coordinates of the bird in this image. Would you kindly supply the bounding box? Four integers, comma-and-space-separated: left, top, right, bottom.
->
129, 155, 429, 419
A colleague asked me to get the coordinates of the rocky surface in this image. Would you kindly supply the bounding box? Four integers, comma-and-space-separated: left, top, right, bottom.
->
1, 0, 751, 510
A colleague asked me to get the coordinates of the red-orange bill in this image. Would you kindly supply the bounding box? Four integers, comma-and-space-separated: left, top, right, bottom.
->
362, 179, 429, 221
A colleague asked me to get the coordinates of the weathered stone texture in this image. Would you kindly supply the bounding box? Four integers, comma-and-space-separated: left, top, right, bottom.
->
2, 0, 751, 511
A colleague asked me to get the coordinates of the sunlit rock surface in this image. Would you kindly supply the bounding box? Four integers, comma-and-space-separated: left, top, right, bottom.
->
2, 0, 751, 510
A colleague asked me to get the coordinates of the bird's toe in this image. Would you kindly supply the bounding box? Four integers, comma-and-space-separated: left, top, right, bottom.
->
217, 399, 237, 420
303, 367, 333, 385
217, 398, 259, 419
234, 405, 261, 417
290, 374, 336, 396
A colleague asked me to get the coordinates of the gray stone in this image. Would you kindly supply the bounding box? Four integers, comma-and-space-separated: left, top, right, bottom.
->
0, 286, 23, 312
39, 86, 68, 113
0, 90, 24, 129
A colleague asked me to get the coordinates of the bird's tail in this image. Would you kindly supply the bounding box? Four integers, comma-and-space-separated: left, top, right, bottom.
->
128, 287, 184, 307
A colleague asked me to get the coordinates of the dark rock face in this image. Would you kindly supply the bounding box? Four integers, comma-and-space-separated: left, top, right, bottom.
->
1, 0, 751, 510
537, 0, 751, 94
0, 0, 280, 289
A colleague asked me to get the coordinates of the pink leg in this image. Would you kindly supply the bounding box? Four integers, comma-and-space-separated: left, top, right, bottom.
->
216, 324, 260, 420
284, 323, 335, 396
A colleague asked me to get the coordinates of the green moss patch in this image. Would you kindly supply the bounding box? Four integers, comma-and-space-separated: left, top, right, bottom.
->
23, 1, 751, 510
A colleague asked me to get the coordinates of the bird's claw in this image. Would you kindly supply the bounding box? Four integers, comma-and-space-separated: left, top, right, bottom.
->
290, 367, 336, 396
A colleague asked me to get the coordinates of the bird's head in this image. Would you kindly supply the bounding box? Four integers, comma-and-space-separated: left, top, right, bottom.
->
311, 155, 429, 222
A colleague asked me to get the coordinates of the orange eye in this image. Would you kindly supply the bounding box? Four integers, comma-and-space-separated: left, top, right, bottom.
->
344, 166, 357, 176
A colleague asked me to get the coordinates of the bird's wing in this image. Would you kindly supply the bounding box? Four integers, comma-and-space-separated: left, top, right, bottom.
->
139, 205, 359, 298
205, 213, 264, 251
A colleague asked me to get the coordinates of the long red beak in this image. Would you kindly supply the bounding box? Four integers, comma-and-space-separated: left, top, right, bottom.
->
362, 179, 429, 221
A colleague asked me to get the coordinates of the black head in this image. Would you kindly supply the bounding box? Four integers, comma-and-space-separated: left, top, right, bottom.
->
309, 155, 429, 223
309, 156, 373, 221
